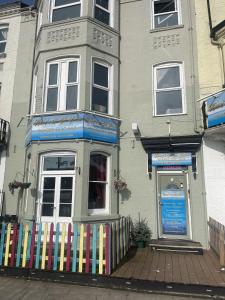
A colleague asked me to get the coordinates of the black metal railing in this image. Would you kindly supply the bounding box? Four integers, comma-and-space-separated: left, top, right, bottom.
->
0, 118, 9, 146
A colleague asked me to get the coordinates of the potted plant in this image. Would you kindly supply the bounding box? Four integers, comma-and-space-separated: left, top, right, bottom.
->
131, 218, 152, 248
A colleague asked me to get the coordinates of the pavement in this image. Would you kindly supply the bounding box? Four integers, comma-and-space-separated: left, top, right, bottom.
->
0, 277, 216, 300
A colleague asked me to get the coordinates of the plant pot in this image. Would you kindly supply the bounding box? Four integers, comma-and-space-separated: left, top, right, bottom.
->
136, 241, 146, 248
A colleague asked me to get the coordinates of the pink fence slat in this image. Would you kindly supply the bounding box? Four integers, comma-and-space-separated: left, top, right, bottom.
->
29, 223, 36, 269
85, 224, 91, 273
47, 223, 54, 270
66, 224, 72, 272
105, 224, 111, 275
10, 224, 18, 267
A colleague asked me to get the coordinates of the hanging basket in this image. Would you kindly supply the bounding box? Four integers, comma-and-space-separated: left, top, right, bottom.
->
114, 179, 127, 192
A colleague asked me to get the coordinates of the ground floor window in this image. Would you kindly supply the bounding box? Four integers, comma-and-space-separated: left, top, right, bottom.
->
38, 153, 76, 223
88, 153, 109, 214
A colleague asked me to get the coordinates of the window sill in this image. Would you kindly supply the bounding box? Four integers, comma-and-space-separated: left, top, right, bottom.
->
153, 112, 187, 117
0, 53, 6, 59
149, 24, 184, 34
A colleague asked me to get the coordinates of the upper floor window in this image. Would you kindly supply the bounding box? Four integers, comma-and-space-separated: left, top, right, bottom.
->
154, 63, 185, 116
152, 0, 180, 29
91, 61, 111, 114
88, 153, 109, 214
0, 27, 8, 54
94, 0, 112, 26
45, 58, 79, 112
50, 0, 81, 22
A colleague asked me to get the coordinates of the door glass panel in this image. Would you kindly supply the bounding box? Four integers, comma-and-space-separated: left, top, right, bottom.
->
159, 174, 187, 236
42, 177, 55, 217
59, 177, 73, 217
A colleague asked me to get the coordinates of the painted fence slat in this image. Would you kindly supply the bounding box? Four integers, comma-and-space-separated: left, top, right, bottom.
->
10, 224, 18, 268
4, 223, 11, 266
0, 217, 131, 275
0, 223, 6, 266
72, 223, 78, 273
47, 223, 54, 270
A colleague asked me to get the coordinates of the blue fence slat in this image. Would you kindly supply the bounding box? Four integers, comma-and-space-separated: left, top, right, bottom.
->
0, 223, 6, 265
72, 223, 78, 272
16, 224, 23, 267
35, 223, 42, 269
53, 223, 60, 271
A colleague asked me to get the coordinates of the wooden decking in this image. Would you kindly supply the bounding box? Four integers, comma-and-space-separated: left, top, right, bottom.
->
112, 247, 225, 287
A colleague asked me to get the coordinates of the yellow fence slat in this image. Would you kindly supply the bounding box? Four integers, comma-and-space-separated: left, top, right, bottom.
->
60, 223, 66, 271
22, 224, 29, 268
99, 224, 104, 274
4, 223, 11, 266
41, 223, 48, 270
78, 224, 84, 273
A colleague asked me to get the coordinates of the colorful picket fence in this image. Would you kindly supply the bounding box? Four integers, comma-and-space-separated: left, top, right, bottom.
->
0, 217, 131, 275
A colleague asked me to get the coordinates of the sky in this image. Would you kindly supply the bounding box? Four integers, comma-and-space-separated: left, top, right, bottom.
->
0, 0, 34, 5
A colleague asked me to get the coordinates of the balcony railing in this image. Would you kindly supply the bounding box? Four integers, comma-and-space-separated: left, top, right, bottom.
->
0, 118, 9, 146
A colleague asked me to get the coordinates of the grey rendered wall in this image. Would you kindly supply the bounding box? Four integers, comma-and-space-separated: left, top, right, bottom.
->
3, 13, 36, 216
119, 0, 208, 247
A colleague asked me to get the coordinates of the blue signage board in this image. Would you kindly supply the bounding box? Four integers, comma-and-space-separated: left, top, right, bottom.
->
161, 190, 187, 235
25, 112, 119, 145
206, 89, 225, 128
152, 153, 192, 167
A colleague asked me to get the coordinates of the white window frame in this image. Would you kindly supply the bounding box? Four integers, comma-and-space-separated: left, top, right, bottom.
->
0, 26, 8, 54
91, 59, 113, 115
88, 152, 110, 215
153, 62, 186, 116
50, 0, 82, 23
152, 0, 181, 29
44, 57, 80, 112
93, 0, 114, 27
37, 152, 76, 224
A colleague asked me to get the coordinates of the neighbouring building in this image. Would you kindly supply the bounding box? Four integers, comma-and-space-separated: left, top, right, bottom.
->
0, 0, 34, 216
1, 0, 36, 219
3, 0, 209, 249
196, 0, 225, 226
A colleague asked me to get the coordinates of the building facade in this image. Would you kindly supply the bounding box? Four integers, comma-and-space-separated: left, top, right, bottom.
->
196, 0, 225, 226
2, 0, 209, 248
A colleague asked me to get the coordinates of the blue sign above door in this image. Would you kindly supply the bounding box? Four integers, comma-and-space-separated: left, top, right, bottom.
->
204, 89, 225, 128
161, 190, 187, 235
25, 112, 120, 145
152, 153, 192, 167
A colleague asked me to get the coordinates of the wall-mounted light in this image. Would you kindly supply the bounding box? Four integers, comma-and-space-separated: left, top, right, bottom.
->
132, 122, 140, 135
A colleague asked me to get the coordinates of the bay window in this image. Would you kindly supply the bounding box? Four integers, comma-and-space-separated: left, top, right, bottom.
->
91, 61, 111, 114
154, 63, 185, 116
94, 0, 112, 26
45, 58, 79, 112
88, 153, 109, 214
152, 0, 181, 29
0, 27, 8, 54
50, 0, 81, 22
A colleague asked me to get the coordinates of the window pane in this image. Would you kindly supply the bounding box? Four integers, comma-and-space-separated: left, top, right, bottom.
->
42, 204, 54, 216
96, 0, 109, 9
92, 87, 108, 113
49, 64, 58, 85
59, 204, 71, 217
157, 66, 180, 89
68, 61, 78, 83
95, 7, 110, 25
55, 0, 79, 6
44, 177, 55, 189
0, 28, 8, 41
155, 12, 178, 28
94, 63, 108, 88
52, 5, 81, 22
44, 156, 75, 171
0, 42, 6, 53
156, 89, 183, 115
88, 182, 106, 209
66, 85, 78, 110
60, 191, 72, 203
89, 154, 107, 181
46, 88, 58, 111
43, 191, 55, 203
154, 0, 175, 14
61, 177, 73, 189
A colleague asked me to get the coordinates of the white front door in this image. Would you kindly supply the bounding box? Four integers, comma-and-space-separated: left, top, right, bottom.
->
37, 153, 76, 225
